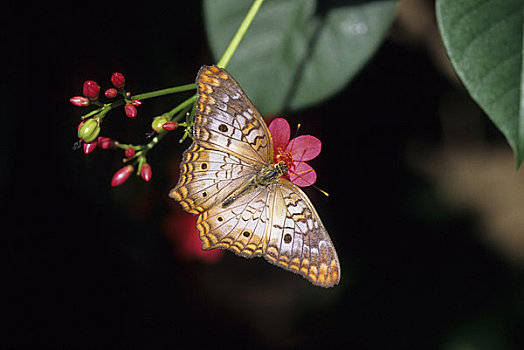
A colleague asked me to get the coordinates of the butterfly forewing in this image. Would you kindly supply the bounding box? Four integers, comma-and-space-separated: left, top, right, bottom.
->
194, 65, 273, 165
171, 65, 341, 287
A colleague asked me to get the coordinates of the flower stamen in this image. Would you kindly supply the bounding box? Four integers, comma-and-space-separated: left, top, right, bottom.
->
275, 147, 294, 171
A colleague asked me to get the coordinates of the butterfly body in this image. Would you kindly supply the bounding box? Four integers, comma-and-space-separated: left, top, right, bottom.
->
171, 65, 340, 287
222, 161, 287, 208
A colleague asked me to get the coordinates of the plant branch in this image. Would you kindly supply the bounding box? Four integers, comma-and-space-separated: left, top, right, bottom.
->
216, 0, 265, 69
131, 83, 196, 101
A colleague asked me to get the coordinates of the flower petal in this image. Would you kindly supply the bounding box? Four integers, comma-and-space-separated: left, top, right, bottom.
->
288, 161, 317, 187
286, 135, 321, 161
268, 117, 290, 150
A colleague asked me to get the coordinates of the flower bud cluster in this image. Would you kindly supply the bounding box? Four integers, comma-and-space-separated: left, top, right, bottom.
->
72, 72, 145, 155
70, 72, 142, 122
71, 70, 187, 188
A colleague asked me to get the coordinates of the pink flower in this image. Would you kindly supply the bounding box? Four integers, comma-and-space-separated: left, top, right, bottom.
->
268, 118, 321, 187
162, 213, 224, 264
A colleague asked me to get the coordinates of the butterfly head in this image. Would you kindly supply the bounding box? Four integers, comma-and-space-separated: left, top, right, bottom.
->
254, 161, 288, 187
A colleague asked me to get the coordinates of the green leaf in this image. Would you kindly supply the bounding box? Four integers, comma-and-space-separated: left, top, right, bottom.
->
436, 0, 524, 167
203, 0, 397, 115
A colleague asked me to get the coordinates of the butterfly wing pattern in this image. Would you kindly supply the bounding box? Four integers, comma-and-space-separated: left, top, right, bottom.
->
170, 65, 340, 287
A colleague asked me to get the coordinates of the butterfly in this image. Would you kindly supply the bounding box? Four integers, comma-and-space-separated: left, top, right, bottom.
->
170, 65, 340, 287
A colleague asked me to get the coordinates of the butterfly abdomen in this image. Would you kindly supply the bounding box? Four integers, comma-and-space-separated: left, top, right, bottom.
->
221, 178, 258, 208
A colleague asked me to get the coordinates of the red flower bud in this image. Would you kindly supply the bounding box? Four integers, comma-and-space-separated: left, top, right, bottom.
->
111, 165, 134, 187
131, 99, 142, 106
70, 96, 90, 107
83, 80, 100, 100
97, 136, 114, 149
83, 140, 97, 154
125, 103, 137, 118
162, 121, 178, 131
111, 72, 125, 89
125, 147, 135, 158
104, 88, 117, 98
140, 163, 152, 182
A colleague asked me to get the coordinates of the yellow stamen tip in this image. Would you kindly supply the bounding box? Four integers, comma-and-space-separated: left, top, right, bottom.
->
314, 185, 329, 197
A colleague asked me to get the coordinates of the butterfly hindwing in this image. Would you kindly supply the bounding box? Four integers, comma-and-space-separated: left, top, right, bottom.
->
196, 185, 271, 258
264, 179, 340, 287
193, 177, 341, 287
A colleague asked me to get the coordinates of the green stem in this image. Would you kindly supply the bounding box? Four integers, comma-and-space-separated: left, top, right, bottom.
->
216, 0, 265, 69
131, 83, 196, 101
168, 95, 197, 120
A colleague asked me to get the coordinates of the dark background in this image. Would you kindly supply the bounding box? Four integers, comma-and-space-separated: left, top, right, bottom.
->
4, 1, 523, 349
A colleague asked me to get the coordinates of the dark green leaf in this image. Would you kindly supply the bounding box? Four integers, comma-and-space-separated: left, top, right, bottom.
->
436, 0, 524, 167
203, 0, 397, 114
